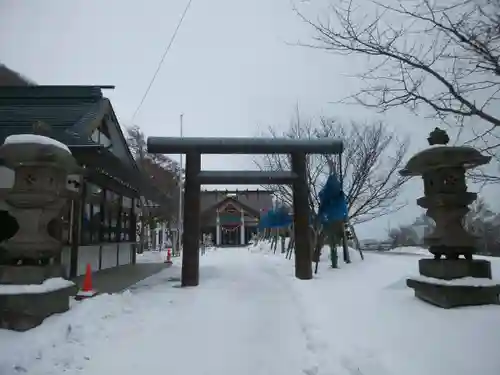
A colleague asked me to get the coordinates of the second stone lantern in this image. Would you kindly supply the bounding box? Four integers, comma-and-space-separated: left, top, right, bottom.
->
400, 127, 500, 308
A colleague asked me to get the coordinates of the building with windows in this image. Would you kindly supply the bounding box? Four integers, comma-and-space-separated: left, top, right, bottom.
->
200, 189, 273, 246
0, 85, 172, 277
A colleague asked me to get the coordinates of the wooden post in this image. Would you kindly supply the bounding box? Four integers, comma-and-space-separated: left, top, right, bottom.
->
181, 152, 201, 287
70, 181, 85, 278
349, 222, 364, 260
341, 221, 351, 263
291, 152, 312, 280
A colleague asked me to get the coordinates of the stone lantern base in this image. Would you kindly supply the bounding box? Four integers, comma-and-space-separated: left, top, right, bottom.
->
0, 265, 77, 331
0, 285, 77, 331
407, 259, 500, 308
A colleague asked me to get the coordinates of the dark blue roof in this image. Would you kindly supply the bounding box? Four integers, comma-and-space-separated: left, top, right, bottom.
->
0, 86, 105, 145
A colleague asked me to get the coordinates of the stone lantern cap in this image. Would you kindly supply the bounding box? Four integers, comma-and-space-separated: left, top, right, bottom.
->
0, 134, 80, 173
400, 127, 491, 177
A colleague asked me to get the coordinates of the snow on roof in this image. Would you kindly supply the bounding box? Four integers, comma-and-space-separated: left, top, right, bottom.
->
3, 134, 71, 154
0, 277, 75, 295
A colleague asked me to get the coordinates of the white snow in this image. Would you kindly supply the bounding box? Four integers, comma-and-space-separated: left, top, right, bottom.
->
388, 246, 431, 256
3, 134, 71, 153
76, 290, 98, 297
136, 249, 171, 263
1, 244, 500, 375
0, 277, 75, 295
411, 275, 500, 287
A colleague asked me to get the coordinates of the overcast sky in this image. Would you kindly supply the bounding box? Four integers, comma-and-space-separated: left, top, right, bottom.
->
1, 0, 497, 239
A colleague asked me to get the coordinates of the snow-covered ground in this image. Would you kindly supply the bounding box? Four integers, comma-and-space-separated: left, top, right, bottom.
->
387, 246, 432, 256
1, 244, 500, 375
135, 249, 169, 263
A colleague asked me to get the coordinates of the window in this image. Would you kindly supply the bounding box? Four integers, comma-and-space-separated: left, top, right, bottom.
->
80, 181, 138, 244
90, 120, 113, 150
101, 190, 110, 241
103, 190, 121, 242
121, 197, 133, 241
92, 196, 102, 243
81, 183, 103, 245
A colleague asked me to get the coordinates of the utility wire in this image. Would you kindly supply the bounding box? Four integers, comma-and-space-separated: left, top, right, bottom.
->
131, 0, 194, 122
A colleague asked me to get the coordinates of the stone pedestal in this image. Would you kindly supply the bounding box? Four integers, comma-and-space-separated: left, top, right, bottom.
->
407, 259, 500, 308
0, 283, 77, 331
419, 258, 492, 279
0, 133, 80, 331
400, 128, 500, 308
0, 264, 65, 284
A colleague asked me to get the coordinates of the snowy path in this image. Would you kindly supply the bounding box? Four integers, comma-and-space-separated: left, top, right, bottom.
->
77, 250, 315, 375
0, 249, 322, 375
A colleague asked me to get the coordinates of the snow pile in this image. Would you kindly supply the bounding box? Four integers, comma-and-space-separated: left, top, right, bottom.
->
248, 239, 273, 253
249, 240, 363, 267
136, 250, 168, 264
389, 246, 431, 256
283, 252, 500, 375
411, 275, 500, 287
0, 278, 75, 295
0, 292, 139, 375
4, 134, 71, 153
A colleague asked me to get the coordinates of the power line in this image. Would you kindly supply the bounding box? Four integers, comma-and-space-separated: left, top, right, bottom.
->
131, 0, 194, 122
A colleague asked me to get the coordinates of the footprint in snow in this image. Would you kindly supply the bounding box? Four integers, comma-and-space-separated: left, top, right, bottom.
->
303, 365, 319, 375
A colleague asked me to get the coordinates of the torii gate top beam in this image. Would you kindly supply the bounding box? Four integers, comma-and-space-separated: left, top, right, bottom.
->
147, 137, 343, 155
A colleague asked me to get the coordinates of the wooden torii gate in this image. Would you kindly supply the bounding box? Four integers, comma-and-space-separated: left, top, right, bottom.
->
147, 137, 343, 287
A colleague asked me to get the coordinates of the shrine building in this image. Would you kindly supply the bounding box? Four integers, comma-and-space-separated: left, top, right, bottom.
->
200, 189, 273, 246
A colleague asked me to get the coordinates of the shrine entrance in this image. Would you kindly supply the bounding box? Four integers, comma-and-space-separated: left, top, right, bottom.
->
147, 137, 343, 287
221, 226, 239, 246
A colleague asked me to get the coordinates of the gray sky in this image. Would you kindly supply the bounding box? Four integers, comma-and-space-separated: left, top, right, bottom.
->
1, 0, 497, 239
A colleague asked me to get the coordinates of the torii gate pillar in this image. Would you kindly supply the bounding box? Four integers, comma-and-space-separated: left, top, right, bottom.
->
291, 152, 312, 280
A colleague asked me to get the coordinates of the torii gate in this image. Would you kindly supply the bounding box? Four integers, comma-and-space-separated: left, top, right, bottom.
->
147, 137, 343, 287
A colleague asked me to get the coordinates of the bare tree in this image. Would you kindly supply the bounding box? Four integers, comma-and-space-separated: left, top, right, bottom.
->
255, 110, 409, 226
125, 125, 181, 221
295, 0, 500, 177
126, 125, 180, 175
0, 63, 36, 86
388, 226, 420, 247
393, 201, 500, 254
464, 197, 500, 255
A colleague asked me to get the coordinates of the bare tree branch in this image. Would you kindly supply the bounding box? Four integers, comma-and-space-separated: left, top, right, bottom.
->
295, 0, 500, 181
254, 111, 409, 225
125, 125, 181, 221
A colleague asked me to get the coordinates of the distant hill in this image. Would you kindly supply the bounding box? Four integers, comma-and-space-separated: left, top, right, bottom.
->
0, 64, 36, 86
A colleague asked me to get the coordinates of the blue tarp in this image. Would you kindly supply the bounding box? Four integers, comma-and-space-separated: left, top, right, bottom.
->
258, 207, 292, 229
317, 173, 348, 225
258, 173, 347, 229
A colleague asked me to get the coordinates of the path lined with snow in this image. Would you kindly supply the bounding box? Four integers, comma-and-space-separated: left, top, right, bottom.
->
73, 250, 316, 375
2, 246, 500, 375
0, 249, 326, 375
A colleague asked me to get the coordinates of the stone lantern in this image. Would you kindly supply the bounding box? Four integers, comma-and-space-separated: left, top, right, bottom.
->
400, 127, 500, 308
0, 132, 79, 331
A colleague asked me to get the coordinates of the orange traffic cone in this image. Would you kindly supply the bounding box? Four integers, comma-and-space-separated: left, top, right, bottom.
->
75, 263, 98, 300
165, 248, 173, 265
